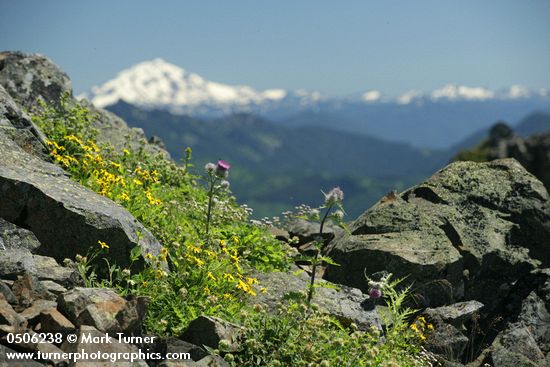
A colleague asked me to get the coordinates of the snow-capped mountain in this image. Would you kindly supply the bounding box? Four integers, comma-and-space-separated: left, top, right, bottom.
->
79, 58, 549, 116
78, 58, 321, 115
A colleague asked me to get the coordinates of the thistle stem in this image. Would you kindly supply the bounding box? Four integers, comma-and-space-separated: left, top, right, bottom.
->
205, 176, 216, 236
307, 204, 332, 304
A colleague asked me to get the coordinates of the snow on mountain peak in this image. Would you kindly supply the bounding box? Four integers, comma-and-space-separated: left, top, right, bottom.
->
79, 58, 291, 110
362, 90, 381, 102
79, 59, 547, 113
431, 84, 494, 101
396, 90, 424, 105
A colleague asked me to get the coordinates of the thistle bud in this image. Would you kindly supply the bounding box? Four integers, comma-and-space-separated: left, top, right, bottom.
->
324, 186, 344, 206
220, 180, 230, 189
333, 210, 345, 220
204, 162, 216, 173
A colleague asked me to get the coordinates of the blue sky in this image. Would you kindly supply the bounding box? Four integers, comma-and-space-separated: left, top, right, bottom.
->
1, 0, 549, 96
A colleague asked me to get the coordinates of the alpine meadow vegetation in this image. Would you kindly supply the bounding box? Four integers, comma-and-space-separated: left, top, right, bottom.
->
31, 93, 437, 366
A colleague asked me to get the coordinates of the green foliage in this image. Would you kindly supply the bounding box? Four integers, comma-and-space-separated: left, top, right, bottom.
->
453, 139, 491, 162
32, 96, 291, 335
228, 291, 430, 366
32, 96, 433, 365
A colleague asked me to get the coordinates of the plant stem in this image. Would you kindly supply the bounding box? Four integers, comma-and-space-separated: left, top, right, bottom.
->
205, 176, 215, 236
307, 204, 332, 304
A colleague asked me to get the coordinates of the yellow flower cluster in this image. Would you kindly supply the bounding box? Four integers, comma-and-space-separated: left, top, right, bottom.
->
135, 166, 160, 184
410, 316, 434, 341
45, 135, 163, 208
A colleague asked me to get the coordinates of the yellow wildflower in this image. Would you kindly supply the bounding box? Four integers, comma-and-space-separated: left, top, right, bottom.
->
207, 272, 216, 281
98, 240, 109, 249
187, 244, 202, 254
246, 277, 258, 285
223, 273, 235, 281
204, 250, 217, 258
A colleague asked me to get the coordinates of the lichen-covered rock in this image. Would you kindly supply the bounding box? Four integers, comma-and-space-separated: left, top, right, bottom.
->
161, 337, 208, 362
18, 299, 57, 324
57, 287, 147, 334
325, 159, 550, 310
425, 322, 469, 364
423, 301, 484, 329
0, 294, 26, 332
0, 51, 71, 111
0, 84, 49, 159
0, 248, 78, 286
252, 270, 381, 331
0, 281, 17, 305
0, 128, 162, 267
180, 316, 243, 352
0, 51, 169, 158
480, 290, 550, 367
0, 218, 41, 252
39, 308, 76, 334
11, 274, 56, 309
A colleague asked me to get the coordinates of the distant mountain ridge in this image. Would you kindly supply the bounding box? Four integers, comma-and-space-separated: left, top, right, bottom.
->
80, 59, 550, 149
107, 101, 448, 217
80, 58, 548, 111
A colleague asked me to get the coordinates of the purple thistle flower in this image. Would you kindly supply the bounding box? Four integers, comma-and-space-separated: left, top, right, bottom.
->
215, 160, 231, 178
368, 288, 382, 299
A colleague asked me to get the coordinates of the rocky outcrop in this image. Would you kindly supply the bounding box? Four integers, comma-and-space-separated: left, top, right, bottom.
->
0, 84, 49, 159
325, 158, 550, 364
456, 121, 550, 193
0, 125, 162, 267
0, 51, 169, 158
0, 51, 166, 268
252, 270, 381, 331
325, 159, 550, 309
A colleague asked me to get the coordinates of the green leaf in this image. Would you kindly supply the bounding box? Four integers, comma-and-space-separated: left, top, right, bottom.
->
130, 245, 142, 262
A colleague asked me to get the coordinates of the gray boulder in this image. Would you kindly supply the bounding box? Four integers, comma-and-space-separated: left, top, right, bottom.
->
325, 159, 550, 310
180, 316, 243, 352
57, 287, 147, 334
0, 127, 162, 267
424, 300, 484, 329
479, 290, 550, 367
0, 51, 71, 111
0, 248, 78, 286
252, 270, 381, 331
0, 218, 41, 252
0, 84, 48, 159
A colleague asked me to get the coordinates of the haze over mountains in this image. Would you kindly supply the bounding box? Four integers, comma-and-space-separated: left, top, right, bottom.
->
79, 59, 550, 217
79, 59, 550, 149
